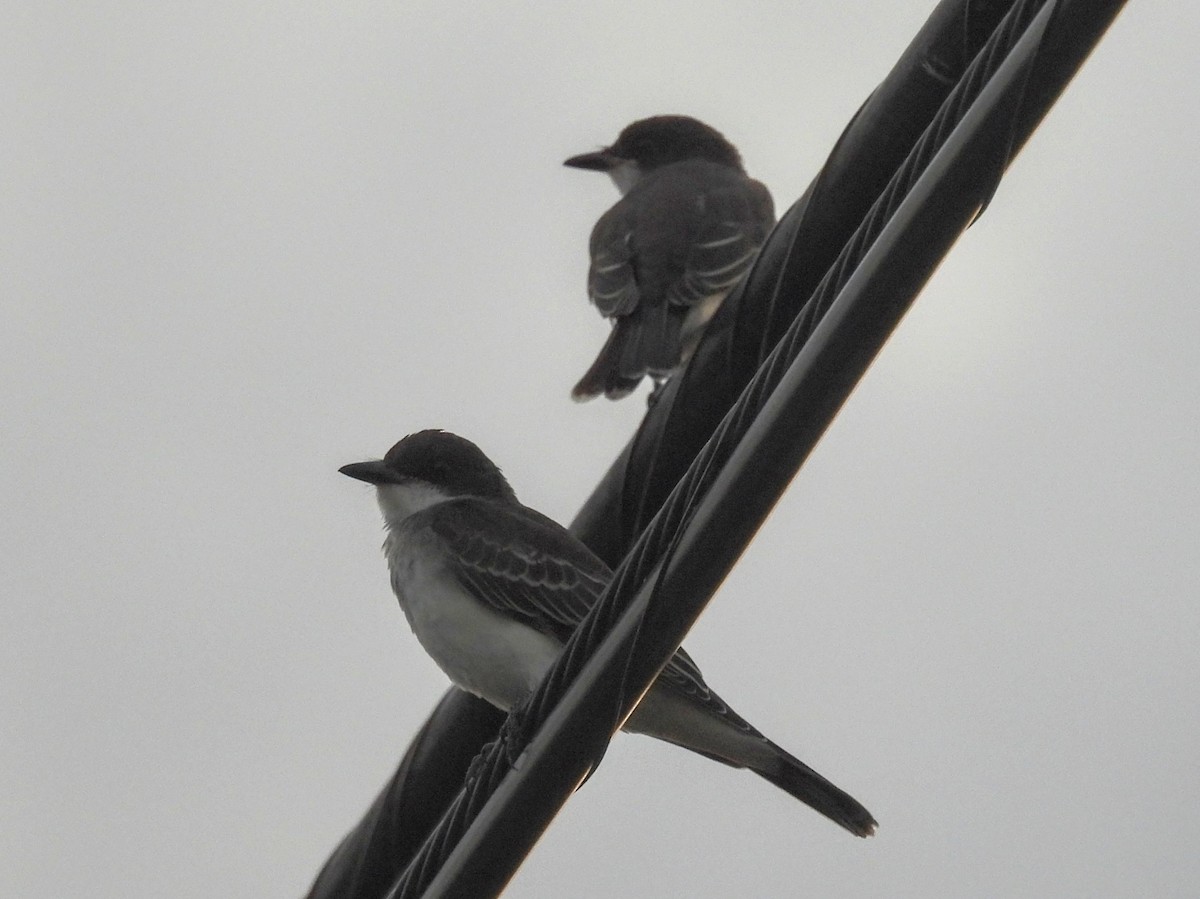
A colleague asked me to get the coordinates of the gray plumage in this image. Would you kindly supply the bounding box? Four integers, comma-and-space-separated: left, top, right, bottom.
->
565, 116, 775, 400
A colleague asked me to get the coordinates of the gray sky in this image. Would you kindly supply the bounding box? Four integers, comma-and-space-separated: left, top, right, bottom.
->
4, 2, 1197, 897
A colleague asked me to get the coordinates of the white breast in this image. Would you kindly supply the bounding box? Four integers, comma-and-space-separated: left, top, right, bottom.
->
384, 525, 564, 711
375, 481, 448, 527
608, 160, 641, 196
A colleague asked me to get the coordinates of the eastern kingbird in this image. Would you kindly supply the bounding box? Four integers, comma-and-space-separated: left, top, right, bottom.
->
564, 115, 775, 401
340, 430, 876, 837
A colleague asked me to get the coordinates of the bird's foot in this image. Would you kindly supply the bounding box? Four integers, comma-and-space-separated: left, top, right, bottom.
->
497, 703, 536, 767
464, 744, 497, 786
647, 377, 668, 406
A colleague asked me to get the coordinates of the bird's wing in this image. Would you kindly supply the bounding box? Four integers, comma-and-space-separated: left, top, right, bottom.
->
667, 178, 775, 308
656, 644, 759, 736
427, 497, 612, 642
426, 499, 737, 721
586, 205, 641, 318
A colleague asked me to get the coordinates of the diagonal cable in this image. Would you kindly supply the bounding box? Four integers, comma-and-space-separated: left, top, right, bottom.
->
387, 2, 1060, 896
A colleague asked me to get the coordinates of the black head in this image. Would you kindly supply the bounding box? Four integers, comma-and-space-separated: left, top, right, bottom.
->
339, 430, 517, 502
564, 115, 744, 174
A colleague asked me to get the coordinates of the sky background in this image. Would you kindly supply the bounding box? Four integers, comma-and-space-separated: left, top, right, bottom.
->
4, 2, 1197, 897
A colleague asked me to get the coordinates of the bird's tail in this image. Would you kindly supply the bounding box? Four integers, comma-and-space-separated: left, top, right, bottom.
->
750, 742, 878, 838
628, 682, 876, 838
572, 304, 681, 401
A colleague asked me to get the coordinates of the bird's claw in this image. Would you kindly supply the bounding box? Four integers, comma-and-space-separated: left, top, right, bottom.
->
498, 705, 535, 767
464, 745, 492, 785
647, 377, 668, 406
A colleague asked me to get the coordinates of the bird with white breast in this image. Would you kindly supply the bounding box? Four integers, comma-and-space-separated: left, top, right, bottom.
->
340, 429, 876, 837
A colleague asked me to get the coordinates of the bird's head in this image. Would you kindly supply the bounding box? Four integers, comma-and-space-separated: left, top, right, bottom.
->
563, 115, 744, 194
340, 430, 516, 526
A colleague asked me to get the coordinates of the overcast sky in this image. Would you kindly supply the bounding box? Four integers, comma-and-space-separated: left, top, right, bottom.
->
4, 2, 1196, 897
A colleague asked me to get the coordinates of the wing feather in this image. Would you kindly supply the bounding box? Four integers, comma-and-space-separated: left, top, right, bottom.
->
425, 497, 752, 729
587, 224, 641, 317
668, 182, 775, 308
427, 498, 609, 642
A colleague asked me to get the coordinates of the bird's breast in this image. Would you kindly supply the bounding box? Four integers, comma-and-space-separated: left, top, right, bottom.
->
385, 531, 563, 711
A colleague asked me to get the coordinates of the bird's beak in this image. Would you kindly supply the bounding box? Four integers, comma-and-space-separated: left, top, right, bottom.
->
563, 149, 622, 172
338, 460, 399, 485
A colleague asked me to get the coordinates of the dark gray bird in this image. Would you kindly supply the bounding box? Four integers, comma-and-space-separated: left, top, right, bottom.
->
565, 115, 775, 400
340, 429, 876, 837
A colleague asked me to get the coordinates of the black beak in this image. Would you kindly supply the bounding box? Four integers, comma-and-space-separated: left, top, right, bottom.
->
338, 460, 399, 485
563, 149, 622, 172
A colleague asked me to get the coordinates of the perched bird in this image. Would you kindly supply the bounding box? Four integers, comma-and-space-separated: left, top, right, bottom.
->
564, 115, 775, 401
340, 429, 876, 837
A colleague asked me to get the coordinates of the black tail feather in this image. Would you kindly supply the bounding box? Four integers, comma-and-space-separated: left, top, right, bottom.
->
572, 319, 641, 401
752, 743, 878, 838
572, 307, 683, 402
619, 301, 680, 377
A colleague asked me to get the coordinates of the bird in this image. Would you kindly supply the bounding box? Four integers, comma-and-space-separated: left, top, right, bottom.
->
564, 115, 775, 401
340, 429, 876, 837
